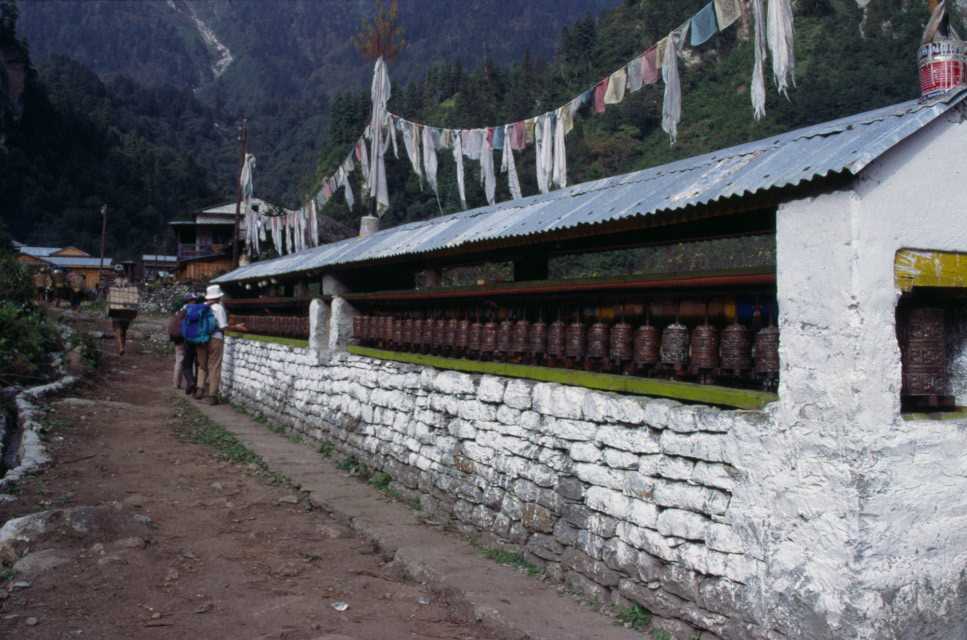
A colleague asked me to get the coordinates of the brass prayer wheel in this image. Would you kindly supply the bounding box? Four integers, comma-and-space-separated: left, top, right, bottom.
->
901, 306, 947, 397
690, 324, 719, 372
633, 323, 660, 367
660, 322, 689, 372
382, 316, 394, 345
512, 320, 530, 355
529, 321, 547, 357
566, 321, 585, 360
392, 317, 403, 348
610, 322, 633, 362
586, 322, 610, 359
467, 321, 482, 354
455, 319, 470, 354
481, 321, 498, 355
719, 322, 751, 374
497, 319, 514, 355
547, 320, 565, 358
753, 325, 780, 375
353, 315, 364, 342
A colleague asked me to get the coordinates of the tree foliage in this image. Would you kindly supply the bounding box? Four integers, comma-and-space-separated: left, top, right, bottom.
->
353, 0, 405, 63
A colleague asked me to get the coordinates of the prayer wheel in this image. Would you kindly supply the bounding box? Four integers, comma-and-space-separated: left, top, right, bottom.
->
529, 320, 548, 359
392, 317, 403, 348
719, 322, 752, 375
432, 318, 447, 353
353, 315, 365, 343
586, 322, 610, 360
402, 317, 414, 348
610, 321, 633, 363
566, 321, 586, 361
481, 321, 498, 357
497, 319, 514, 356
512, 320, 530, 356
633, 323, 660, 369
690, 323, 719, 383
413, 318, 425, 352
753, 325, 780, 376
467, 321, 482, 355
547, 321, 566, 359
901, 306, 947, 398
455, 319, 470, 355
380, 316, 393, 346
660, 322, 690, 375
446, 318, 459, 353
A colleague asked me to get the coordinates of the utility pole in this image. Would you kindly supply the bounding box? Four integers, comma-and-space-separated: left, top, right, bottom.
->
98, 204, 108, 294
233, 117, 248, 268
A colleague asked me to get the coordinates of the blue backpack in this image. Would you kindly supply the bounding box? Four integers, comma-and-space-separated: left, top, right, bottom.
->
181, 304, 216, 344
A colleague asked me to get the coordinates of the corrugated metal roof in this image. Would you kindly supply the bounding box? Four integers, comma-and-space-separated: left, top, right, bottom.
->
42, 256, 113, 268
18, 246, 62, 257
216, 90, 967, 285
142, 255, 178, 263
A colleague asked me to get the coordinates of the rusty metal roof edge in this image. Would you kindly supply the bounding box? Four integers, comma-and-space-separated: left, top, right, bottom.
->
215, 90, 967, 285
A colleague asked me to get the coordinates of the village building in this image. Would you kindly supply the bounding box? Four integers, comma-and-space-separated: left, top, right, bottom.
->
13, 243, 113, 290
169, 200, 268, 283
209, 89, 967, 639
140, 254, 178, 281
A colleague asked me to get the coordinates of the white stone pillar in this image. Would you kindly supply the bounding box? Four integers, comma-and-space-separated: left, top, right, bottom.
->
309, 298, 329, 356
329, 296, 357, 352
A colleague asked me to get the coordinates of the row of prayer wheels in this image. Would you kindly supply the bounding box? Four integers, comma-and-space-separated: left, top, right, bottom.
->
353, 311, 781, 389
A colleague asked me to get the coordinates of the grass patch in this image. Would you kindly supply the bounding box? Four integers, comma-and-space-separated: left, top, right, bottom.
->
336, 455, 371, 478
318, 440, 335, 458
0, 567, 15, 583
616, 604, 652, 630
479, 546, 542, 577
368, 471, 392, 491
174, 399, 288, 485
651, 630, 672, 640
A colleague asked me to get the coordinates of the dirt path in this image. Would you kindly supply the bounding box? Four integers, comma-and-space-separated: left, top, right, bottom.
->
0, 320, 498, 640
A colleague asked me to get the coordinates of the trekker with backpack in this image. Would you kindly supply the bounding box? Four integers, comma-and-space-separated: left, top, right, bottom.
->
168, 292, 197, 390
180, 292, 215, 396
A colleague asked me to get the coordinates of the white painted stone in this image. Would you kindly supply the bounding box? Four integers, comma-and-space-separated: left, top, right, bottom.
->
627, 500, 659, 529
545, 418, 598, 442
569, 442, 601, 463
503, 379, 533, 410
477, 375, 506, 403
706, 523, 744, 554
434, 371, 476, 396
574, 463, 626, 491
585, 487, 632, 520
692, 462, 737, 492
640, 398, 679, 430
656, 509, 707, 541
653, 480, 729, 516
658, 455, 695, 481
602, 448, 638, 470
660, 431, 731, 463
495, 405, 522, 427
596, 425, 660, 454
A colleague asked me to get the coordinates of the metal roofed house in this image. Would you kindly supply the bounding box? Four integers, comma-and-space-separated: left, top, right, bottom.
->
38, 256, 113, 289
214, 91, 967, 287
214, 90, 967, 640
140, 254, 178, 281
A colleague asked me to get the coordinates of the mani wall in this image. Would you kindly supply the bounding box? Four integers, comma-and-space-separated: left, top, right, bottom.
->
221, 338, 773, 639
219, 101, 967, 640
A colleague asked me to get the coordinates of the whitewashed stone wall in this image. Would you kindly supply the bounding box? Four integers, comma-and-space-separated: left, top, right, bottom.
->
221, 338, 773, 640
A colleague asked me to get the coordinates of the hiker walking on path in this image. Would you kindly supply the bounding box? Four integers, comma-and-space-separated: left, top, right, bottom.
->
198, 284, 245, 405
168, 291, 197, 390
180, 292, 212, 397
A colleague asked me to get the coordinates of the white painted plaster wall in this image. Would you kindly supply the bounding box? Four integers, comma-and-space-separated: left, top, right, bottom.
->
764, 102, 967, 639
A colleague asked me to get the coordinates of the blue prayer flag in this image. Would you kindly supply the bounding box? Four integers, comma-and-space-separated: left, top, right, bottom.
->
690, 2, 719, 47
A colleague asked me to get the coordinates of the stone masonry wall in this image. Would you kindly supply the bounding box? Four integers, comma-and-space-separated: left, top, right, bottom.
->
221, 337, 774, 640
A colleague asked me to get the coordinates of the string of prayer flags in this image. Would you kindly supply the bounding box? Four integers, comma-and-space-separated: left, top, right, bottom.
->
302, 0, 796, 228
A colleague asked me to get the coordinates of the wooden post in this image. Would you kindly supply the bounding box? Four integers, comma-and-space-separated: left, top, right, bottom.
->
233, 118, 248, 269
98, 204, 108, 294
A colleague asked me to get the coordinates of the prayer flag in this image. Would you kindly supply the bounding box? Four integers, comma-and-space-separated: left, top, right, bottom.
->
690, 3, 719, 47
714, 0, 742, 31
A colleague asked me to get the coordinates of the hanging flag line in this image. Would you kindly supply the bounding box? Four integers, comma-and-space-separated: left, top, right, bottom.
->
302, 0, 794, 234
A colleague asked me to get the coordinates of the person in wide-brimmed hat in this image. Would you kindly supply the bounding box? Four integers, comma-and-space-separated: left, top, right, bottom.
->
196, 284, 246, 405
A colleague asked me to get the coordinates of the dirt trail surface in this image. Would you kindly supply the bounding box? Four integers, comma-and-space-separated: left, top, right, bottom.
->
0, 318, 499, 640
